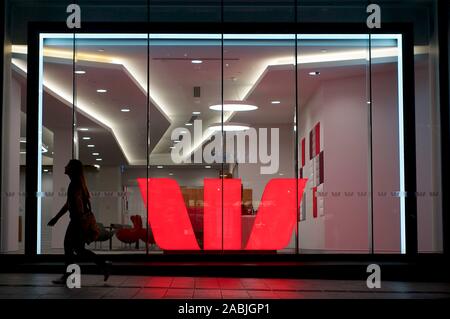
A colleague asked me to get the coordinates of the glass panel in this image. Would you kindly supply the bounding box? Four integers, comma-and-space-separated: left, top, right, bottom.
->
148, 34, 222, 252
223, 34, 297, 253
371, 35, 404, 253
73, 34, 148, 254
5, 40, 29, 253
297, 35, 371, 254
2, 0, 444, 256
38, 36, 74, 254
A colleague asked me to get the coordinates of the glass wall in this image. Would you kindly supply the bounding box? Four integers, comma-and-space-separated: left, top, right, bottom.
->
25, 32, 404, 254
1, 0, 444, 255
297, 35, 371, 253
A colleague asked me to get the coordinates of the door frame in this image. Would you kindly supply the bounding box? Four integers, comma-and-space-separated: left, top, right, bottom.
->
24, 22, 417, 257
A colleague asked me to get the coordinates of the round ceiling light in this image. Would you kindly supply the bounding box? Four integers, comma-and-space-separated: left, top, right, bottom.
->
209, 101, 258, 112
208, 122, 250, 132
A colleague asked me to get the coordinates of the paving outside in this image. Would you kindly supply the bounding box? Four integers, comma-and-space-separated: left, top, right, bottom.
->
0, 273, 449, 299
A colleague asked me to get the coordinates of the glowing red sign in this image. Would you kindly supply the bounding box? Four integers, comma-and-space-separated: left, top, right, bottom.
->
137, 178, 307, 250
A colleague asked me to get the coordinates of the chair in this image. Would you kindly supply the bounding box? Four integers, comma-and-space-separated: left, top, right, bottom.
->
115, 216, 141, 246
94, 223, 115, 250
115, 215, 155, 249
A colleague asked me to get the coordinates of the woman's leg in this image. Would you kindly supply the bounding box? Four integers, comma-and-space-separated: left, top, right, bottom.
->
75, 244, 106, 268
52, 222, 76, 284
64, 222, 77, 271
72, 229, 111, 281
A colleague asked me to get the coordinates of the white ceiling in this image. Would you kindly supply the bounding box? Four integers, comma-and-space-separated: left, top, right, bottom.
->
12, 36, 398, 166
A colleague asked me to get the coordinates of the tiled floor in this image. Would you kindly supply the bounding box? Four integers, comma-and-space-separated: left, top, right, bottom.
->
0, 273, 449, 299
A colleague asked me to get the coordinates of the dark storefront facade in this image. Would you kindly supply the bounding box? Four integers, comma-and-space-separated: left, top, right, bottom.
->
1, 1, 449, 263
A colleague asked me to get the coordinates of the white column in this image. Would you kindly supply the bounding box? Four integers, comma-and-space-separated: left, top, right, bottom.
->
1, 78, 20, 252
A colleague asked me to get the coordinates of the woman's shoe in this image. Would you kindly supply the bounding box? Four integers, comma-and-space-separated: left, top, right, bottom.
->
103, 261, 112, 282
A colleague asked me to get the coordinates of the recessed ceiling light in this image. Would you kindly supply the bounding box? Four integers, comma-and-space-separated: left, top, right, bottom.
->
209, 103, 258, 112
169, 173, 174, 176
271, 101, 281, 104
191, 60, 203, 64
92, 152, 99, 156
75, 70, 86, 74
78, 128, 89, 131
185, 123, 193, 126
192, 111, 201, 115
44, 169, 49, 172
96, 158, 102, 161
309, 71, 321, 76
205, 166, 211, 169
157, 165, 163, 169
82, 137, 91, 140
94, 164, 100, 169
87, 144, 95, 148
174, 140, 181, 143
121, 108, 130, 112
96, 89, 107, 93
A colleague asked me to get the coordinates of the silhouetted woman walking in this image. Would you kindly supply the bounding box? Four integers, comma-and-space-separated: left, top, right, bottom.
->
48, 159, 111, 284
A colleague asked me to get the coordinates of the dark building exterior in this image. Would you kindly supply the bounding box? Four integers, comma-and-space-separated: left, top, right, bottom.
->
1, 1, 449, 268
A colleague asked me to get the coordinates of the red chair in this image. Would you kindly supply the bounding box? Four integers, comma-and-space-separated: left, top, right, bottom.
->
115, 215, 142, 246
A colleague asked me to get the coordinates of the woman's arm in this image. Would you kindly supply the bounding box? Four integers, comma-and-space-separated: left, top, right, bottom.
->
48, 203, 68, 226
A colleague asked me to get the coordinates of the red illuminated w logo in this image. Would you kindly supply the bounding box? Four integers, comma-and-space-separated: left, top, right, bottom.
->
137, 178, 307, 251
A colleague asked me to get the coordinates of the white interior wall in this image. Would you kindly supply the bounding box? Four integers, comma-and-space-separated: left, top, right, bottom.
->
298, 67, 405, 253
85, 166, 122, 227
298, 88, 326, 252
371, 67, 401, 253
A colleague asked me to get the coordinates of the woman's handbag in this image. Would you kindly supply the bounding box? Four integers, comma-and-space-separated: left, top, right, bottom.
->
81, 198, 100, 244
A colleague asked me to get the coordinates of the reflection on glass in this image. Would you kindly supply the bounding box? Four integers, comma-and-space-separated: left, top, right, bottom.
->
223, 34, 298, 253
32, 33, 405, 255
297, 35, 372, 254
149, 34, 222, 251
